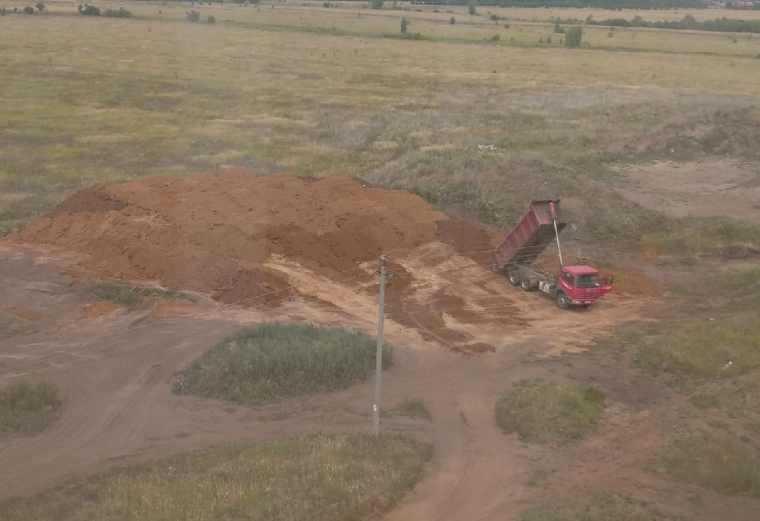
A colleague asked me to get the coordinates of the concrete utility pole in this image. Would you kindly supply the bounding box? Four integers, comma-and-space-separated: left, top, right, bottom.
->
372, 255, 387, 436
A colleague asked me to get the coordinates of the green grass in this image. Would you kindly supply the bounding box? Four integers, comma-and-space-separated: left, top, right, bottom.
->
520, 493, 676, 521
641, 217, 760, 259
174, 324, 392, 404
0, 381, 61, 434
0, 432, 432, 521
635, 317, 760, 384
658, 431, 760, 497
391, 398, 432, 421
495, 379, 605, 444
91, 282, 195, 308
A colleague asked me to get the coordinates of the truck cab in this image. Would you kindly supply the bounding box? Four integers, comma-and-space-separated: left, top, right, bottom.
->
555, 265, 612, 309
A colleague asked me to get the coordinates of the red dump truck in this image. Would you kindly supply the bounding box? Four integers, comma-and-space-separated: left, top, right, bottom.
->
493, 200, 612, 309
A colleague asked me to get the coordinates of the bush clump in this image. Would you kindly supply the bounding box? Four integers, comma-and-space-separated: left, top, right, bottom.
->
0, 382, 61, 434
23, 5, 35, 14
496, 379, 605, 444
174, 323, 393, 404
78, 4, 101, 16
186, 9, 200, 22
104, 7, 132, 17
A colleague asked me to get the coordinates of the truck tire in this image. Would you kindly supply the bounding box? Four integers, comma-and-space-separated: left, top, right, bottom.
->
520, 278, 534, 291
508, 272, 520, 286
556, 292, 570, 309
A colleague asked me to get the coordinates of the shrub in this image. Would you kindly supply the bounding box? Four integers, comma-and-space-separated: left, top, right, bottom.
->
370, 0, 383, 9
468, 1, 477, 15
554, 20, 564, 33
174, 323, 393, 404
207, 14, 215, 23
490, 34, 500, 42
393, 398, 432, 420
564, 26, 583, 48
495, 379, 605, 444
23, 5, 35, 14
186, 9, 200, 22
449, 16, 455, 25
78, 4, 101, 16
35, 2, 45, 12
0, 381, 61, 434
104, 7, 132, 17
400, 16, 408, 34
0, 7, 5, 15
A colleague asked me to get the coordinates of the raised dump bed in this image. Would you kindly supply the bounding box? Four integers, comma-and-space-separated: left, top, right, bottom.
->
493, 199, 566, 272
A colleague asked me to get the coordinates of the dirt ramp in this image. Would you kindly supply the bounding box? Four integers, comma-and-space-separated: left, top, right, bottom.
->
15, 172, 446, 305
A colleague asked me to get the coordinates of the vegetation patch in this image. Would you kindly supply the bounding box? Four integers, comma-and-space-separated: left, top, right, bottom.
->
391, 398, 432, 421
658, 431, 760, 497
495, 379, 605, 444
636, 316, 760, 384
0, 381, 61, 434
641, 217, 760, 260
521, 493, 677, 521
91, 282, 195, 309
0, 433, 431, 521
174, 324, 392, 404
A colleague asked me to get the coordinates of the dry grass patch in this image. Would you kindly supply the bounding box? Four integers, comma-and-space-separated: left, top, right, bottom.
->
658, 430, 760, 497
0, 433, 432, 521
495, 379, 605, 444
520, 493, 677, 521
0, 381, 61, 434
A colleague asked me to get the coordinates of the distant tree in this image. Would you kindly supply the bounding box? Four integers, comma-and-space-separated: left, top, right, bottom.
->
449, 16, 456, 24
564, 26, 583, 48
553, 20, 564, 33
468, 1, 477, 15
400, 16, 408, 34
370, 0, 383, 9
186, 9, 200, 22
35, 2, 45, 12
23, 5, 35, 14
207, 14, 216, 23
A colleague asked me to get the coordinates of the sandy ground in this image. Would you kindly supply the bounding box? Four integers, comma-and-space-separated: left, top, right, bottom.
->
0, 238, 650, 520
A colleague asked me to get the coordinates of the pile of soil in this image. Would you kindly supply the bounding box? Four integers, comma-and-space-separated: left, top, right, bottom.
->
15, 170, 494, 307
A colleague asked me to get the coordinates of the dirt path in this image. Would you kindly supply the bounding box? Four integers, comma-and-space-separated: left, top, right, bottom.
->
0, 243, 646, 519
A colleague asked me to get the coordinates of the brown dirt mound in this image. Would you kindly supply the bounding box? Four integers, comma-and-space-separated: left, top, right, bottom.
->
14, 171, 462, 306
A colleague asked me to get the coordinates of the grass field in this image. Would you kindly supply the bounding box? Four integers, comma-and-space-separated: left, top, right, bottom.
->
0, 433, 432, 521
2, 1, 760, 242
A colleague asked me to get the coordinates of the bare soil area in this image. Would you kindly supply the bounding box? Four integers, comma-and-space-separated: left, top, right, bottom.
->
0, 172, 654, 519
616, 159, 760, 224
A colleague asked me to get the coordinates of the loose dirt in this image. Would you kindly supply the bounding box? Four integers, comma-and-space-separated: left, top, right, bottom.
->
13, 170, 531, 352
0, 172, 663, 520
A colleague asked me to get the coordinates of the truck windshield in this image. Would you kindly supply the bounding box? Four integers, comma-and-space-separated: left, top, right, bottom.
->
575, 274, 601, 288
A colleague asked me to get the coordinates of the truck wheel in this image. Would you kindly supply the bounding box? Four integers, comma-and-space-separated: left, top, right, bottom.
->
520, 279, 533, 291
508, 272, 520, 286
556, 292, 570, 309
